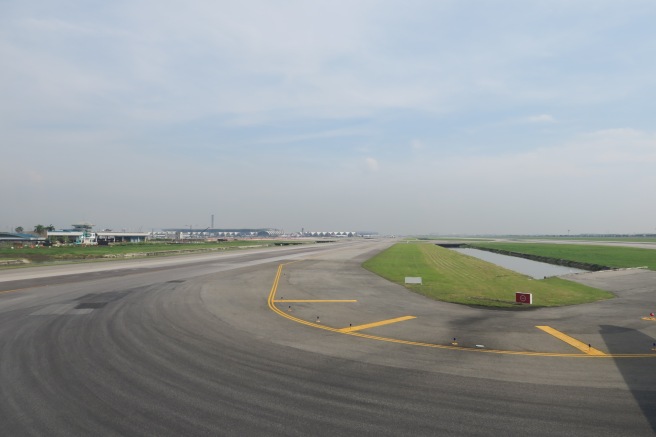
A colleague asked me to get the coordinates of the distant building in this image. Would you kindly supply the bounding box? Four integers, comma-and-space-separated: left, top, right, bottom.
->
47, 223, 149, 245
159, 228, 284, 240
301, 231, 372, 238
0, 232, 45, 243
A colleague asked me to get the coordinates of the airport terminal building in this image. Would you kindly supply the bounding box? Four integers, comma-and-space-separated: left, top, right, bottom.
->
0, 231, 45, 244
5, 222, 372, 246
47, 223, 149, 245
157, 228, 285, 240
44, 224, 287, 244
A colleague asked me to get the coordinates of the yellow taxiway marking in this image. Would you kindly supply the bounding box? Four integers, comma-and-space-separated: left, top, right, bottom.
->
536, 326, 606, 356
267, 262, 655, 358
641, 317, 656, 321
274, 299, 357, 303
338, 316, 416, 333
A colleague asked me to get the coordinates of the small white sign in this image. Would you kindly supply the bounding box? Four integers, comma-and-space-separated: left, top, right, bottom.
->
405, 277, 422, 284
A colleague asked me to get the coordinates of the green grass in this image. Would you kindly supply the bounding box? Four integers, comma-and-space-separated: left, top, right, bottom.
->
470, 242, 656, 270
363, 243, 613, 308
407, 236, 495, 241
0, 240, 292, 264
523, 236, 656, 243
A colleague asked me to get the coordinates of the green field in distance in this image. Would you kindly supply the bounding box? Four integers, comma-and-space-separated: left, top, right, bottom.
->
0, 240, 299, 265
470, 242, 656, 271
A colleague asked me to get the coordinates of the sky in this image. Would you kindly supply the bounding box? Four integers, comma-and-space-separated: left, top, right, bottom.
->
2, 1, 655, 235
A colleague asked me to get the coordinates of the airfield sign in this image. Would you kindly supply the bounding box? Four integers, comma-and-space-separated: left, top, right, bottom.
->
515, 292, 533, 304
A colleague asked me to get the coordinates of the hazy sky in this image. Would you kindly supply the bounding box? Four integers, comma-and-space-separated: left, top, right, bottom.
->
2, 1, 655, 235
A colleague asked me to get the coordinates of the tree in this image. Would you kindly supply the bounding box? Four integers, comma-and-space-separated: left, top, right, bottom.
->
15, 226, 24, 233
46, 224, 55, 232
33, 224, 46, 236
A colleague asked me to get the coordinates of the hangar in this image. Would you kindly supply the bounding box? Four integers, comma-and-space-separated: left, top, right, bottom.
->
0, 231, 45, 244
47, 223, 149, 245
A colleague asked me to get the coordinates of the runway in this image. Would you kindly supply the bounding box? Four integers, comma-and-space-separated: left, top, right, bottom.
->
1, 240, 655, 436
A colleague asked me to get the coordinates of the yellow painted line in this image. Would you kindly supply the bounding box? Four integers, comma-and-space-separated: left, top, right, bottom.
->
536, 326, 606, 356
268, 262, 656, 358
274, 299, 357, 303
641, 317, 656, 321
338, 316, 416, 333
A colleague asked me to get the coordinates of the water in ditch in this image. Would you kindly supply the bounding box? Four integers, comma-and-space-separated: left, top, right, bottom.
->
452, 248, 587, 279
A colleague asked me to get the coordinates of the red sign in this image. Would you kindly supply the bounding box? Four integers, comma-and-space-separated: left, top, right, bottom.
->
515, 292, 533, 304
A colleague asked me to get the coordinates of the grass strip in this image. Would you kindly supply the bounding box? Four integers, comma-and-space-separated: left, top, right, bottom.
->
0, 240, 297, 264
470, 242, 656, 271
363, 243, 613, 308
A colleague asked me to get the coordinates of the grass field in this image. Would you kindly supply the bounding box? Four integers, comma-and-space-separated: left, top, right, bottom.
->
470, 242, 656, 271
363, 243, 613, 308
527, 236, 656, 243
0, 240, 296, 264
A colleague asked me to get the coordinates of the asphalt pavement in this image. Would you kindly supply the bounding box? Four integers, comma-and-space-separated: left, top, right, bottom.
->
1, 240, 655, 436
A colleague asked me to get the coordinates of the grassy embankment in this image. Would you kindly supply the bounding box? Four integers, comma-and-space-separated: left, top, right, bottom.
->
470, 242, 656, 271
362, 243, 613, 308
0, 240, 297, 265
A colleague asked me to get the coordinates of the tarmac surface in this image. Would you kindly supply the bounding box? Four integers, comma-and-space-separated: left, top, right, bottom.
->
1, 239, 655, 436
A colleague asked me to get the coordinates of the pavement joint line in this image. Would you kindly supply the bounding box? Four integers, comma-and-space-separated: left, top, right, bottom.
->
0, 288, 25, 294
338, 316, 416, 333
535, 326, 606, 355
268, 263, 656, 359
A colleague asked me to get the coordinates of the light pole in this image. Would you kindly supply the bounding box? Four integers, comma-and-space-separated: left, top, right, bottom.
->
185, 224, 194, 242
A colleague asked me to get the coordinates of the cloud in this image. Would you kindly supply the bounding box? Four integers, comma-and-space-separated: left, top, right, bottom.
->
525, 114, 556, 123
411, 139, 425, 150
364, 157, 379, 171
351, 127, 656, 233
2, 2, 656, 234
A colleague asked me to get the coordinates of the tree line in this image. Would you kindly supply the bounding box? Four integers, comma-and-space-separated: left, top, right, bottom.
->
14, 225, 55, 236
